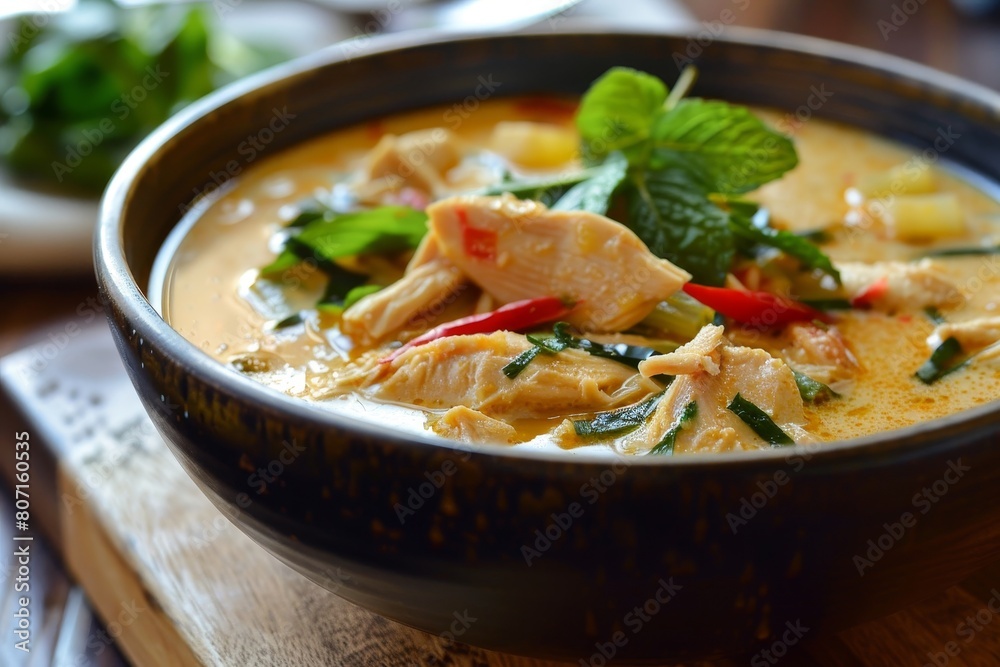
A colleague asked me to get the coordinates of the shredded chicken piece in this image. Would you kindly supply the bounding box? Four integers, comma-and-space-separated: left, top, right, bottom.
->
932, 316, 1000, 351
358, 128, 460, 200
931, 316, 1000, 362
837, 259, 964, 311
638, 324, 725, 377
644, 345, 815, 454
341, 258, 466, 345
427, 194, 691, 332
366, 331, 658, 420
782, 322, 859, 386
431, 406, 517, 445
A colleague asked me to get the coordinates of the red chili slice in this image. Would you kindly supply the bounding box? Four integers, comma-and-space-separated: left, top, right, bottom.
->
381, 296, 573, 363
682, 283, 827, 326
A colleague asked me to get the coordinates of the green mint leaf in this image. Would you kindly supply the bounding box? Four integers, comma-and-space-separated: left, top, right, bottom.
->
626, 166, 734, 286
576, 67, 667, 163
651, 99, 798, 194
552, 151, 629, 215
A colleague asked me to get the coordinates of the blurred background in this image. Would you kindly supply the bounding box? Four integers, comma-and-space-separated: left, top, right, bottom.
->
0, 0, 998, 664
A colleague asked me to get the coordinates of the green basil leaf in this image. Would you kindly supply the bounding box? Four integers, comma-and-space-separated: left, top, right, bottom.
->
651, 99, 798, 194
915, 337, 966, 384
573, 391, 665, 437
552, 151, 629, 216
576, 67, 667, 162
727, 393, 795, 446
626, 167, 734, 286
293, 206, 428, 260
502, 347, 541, 379
728, 204, 841, 283
260, 249, 302, 277
648, 400, 698, 455
793, 371, 839, 404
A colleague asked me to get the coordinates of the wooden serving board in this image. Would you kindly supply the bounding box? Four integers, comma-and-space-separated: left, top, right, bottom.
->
2, 320, 1000, 667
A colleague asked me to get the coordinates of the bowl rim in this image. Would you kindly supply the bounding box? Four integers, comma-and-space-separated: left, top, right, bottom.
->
96, 24, 1000, 470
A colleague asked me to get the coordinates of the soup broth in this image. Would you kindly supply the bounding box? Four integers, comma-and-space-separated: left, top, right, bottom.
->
157, 93, 1000, 456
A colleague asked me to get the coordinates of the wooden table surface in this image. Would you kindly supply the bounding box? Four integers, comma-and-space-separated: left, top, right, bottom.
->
1, 1, 999, 664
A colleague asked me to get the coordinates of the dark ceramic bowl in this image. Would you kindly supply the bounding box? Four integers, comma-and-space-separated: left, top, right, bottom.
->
95, 26, 1000, 662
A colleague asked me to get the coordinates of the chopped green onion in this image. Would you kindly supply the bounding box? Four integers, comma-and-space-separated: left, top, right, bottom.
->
648, 401, 698, 455
525, 333, 569, 354
553, 322, 661, 369
502, 347, 541, 379
924, 245, 1000, 258
727, 393, 794, 446
915, 337, 966, 384
793, 371, 839, 404
573, 392, 665, 437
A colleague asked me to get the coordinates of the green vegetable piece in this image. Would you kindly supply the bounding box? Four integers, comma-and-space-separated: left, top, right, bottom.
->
793, 371, 839, 404
915, 337, 966, 384
502, 347, 541, 379
552, 322, 661, 369
648, 401, 698, 455
727, 393, 795, 446
576, 67, 667, 162
552, 151, 629, 215
293, 206, 428, 260
923, 245, 1000, 258
573, 391, 665, 437
728, 204, 841, 283
627, 166, 734, 286
260, 249, 302, 277
272, 313, 303, 330
651, 98, 798, 194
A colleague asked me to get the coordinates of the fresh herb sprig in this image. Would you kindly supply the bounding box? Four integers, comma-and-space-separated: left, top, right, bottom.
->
502, 322, 664, 379
259, 203, 426, 310
488, 66, 837, 288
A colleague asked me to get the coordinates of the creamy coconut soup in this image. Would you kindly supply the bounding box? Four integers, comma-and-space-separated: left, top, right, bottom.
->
157, 67, 1000, 455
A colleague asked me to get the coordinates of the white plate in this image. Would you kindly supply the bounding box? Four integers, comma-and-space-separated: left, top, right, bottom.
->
0, 0, 690, 276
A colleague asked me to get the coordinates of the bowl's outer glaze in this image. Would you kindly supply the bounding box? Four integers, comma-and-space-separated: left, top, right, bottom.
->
96, 28, 1000, 662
